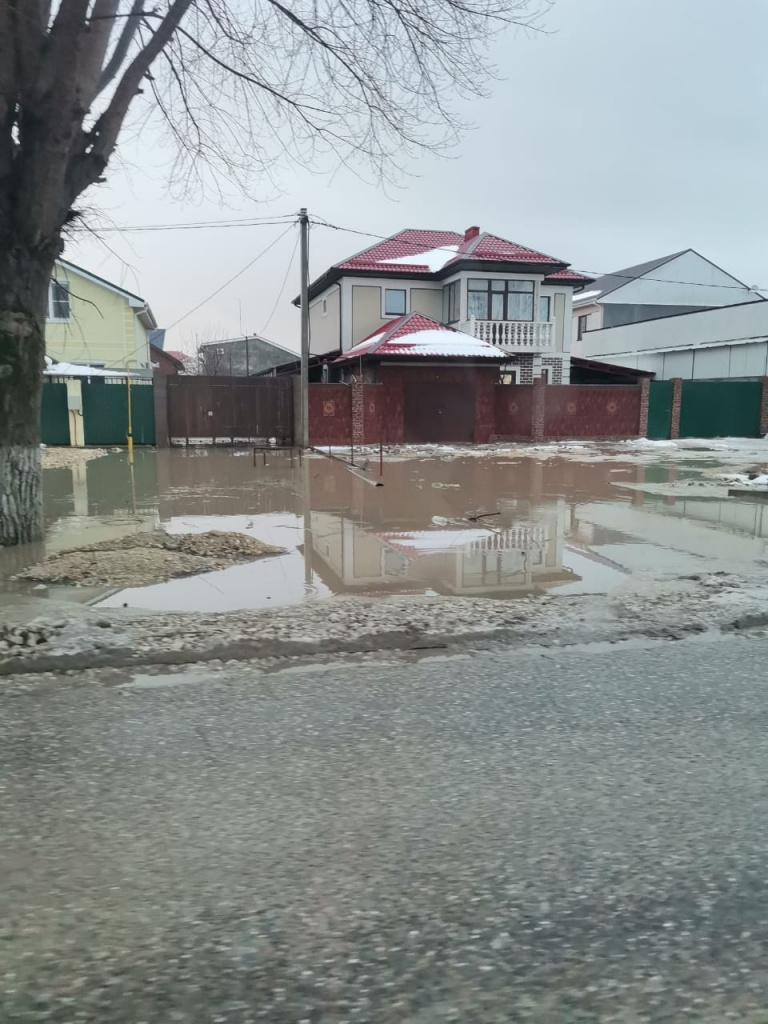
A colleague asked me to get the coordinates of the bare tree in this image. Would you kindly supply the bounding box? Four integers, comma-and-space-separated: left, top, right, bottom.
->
181, 324, 230, 375
0, 0, 545, 545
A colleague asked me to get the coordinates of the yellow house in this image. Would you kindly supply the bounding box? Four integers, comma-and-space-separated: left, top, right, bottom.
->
45, 259, 157, 372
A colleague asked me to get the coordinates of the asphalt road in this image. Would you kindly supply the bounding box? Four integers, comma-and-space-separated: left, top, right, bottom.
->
4, 635, 768, 1022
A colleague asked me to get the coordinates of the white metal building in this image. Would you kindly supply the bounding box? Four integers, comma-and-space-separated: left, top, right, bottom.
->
576, 299, 768, 380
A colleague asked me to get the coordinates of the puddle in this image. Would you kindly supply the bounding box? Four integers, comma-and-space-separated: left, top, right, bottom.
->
122, 668, 215, 690
1, 447, 768, 613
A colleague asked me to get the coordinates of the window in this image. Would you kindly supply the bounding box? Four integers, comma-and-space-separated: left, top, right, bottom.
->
540, 368, 549, 384
467, 279, 534, 322
442, 281, 460, 324
322, 298, 328, 316
577, 314, 589, 340
501, 368, 518, 385
48, 279, 70, 321
384, 288, 406, 316
538, 295, 551, 322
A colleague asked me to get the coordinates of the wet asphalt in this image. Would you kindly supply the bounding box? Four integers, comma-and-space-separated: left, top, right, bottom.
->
3, 635, 768, 1022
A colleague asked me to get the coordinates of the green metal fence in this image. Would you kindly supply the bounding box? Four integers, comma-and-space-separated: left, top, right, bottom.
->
647, 381, 673, 439
81, 380, 156, 446
40, 382, 70, 445
679, 380, 762, 438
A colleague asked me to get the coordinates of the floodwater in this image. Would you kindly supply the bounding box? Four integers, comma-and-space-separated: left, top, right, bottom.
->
1, 447, 767, 613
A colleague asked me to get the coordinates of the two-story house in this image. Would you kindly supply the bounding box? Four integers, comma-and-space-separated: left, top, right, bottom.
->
300, 226, 591, 385
46, 258, 158, 373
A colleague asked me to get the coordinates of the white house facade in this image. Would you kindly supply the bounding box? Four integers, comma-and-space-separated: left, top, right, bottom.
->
300, 226, 592, 385
572, 249, 764, 352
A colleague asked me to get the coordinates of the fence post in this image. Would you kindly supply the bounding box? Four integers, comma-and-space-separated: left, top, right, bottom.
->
65, 379, 85, 446
670, 378, 683, 440
351, 383, 365, 445
638, 378, 650, 438
760, 377, 768, 437
531, 378, 546, 442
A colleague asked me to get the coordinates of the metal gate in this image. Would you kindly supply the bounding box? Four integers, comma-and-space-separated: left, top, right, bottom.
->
82, 379, 156, 445
403, 381, 475, 443
647, 381, 673, 439
679, 380, 762, 438
41, 382, 70, 445
166, 376, 294, 444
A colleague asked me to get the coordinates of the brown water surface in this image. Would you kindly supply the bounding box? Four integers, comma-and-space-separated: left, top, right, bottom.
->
1, 448, 766, 612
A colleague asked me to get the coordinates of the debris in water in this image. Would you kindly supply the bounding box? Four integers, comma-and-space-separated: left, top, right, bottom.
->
16, 531, 283, 588
42, 447, 107, 469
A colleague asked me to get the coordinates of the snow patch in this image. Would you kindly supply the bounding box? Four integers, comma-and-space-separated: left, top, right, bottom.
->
717, 472, 768, 489
378, 245, 459, 272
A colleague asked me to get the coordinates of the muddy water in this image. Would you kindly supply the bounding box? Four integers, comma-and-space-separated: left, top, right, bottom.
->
1, 448, 767, 613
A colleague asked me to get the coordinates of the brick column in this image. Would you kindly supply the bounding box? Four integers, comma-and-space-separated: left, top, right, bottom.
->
351, 383, 365, 445
670, 378, 683, 440
531, 377, 546, 442
760, 376, 768, 436
638, 378, 650, 438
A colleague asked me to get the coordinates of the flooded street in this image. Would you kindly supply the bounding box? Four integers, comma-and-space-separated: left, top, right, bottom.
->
2, 445, 767, 614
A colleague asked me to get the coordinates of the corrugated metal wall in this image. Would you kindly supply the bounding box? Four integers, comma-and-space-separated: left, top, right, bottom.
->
40, 383, 70, 445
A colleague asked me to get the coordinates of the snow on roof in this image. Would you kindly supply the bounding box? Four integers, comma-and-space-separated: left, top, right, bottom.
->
335, 313, 506, 362
572, 289, 603, 305
44, 356, 133, 377
377, 244, 459, 273
337, 228, 567, 275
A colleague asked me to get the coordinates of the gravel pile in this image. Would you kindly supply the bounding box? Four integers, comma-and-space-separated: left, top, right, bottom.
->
0, 620, 65, 656
16, 531, 282, 587
41, 447, 107, 469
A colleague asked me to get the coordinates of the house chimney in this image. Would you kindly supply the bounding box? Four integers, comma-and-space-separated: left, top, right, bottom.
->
464, 225, 480, 242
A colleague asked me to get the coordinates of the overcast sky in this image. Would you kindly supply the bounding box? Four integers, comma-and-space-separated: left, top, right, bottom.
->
65, 0, 768, 356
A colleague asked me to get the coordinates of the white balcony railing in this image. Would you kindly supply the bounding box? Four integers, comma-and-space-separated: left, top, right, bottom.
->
460, 319, 554, 352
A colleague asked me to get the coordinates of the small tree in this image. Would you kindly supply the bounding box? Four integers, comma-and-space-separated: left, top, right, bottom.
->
1, 0, 543, 545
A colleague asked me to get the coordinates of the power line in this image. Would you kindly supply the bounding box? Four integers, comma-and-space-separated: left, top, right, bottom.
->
259, 227, 300, 336
72, 214, 299, 233
310, 216, 767, 295
166, 224, 295, 330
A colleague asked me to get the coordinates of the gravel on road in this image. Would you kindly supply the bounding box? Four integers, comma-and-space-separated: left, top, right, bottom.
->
2, 566, 768, 676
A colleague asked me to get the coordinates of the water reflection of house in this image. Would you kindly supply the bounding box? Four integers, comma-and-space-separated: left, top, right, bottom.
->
309, 501, 579, 597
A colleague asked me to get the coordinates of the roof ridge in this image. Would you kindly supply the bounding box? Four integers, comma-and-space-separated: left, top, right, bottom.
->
462, 230, 487, 257
368, 312, 417, 353
478, 232, 565, 266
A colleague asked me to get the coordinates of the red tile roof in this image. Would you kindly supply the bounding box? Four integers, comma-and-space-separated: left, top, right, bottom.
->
337, 228, 567, 275
543, 269, 595, 284
458, 232, 561, 265
335, 313, 506, 362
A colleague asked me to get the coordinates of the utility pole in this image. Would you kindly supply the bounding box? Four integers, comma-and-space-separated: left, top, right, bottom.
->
299, 207, 310, 448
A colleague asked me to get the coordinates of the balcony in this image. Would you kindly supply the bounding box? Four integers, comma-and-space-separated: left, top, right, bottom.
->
460, 318, 554, 352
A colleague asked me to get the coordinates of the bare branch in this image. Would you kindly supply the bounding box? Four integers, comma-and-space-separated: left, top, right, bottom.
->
97, 0, 145, 95
90, 0, 194, 163
79, 0, 121, 106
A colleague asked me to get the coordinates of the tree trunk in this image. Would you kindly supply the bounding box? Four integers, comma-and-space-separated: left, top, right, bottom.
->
0, 443, 42, 545
0, 254, 51, 547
